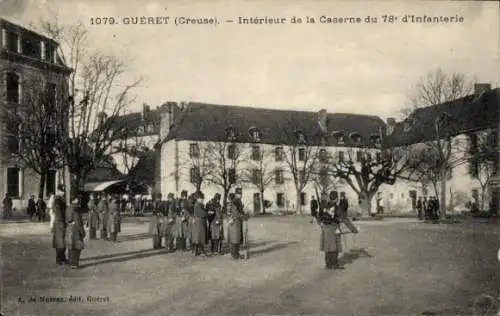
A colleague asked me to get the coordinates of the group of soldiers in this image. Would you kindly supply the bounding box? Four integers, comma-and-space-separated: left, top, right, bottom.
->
86, 194, 122, 242
149, 188, 249, 260
416, 196, 441, 221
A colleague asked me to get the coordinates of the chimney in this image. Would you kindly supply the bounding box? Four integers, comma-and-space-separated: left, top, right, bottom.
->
317, 109, 327, 133
386, 117, 396, 135
141, 103, 150, 121
474, 83, 491, 95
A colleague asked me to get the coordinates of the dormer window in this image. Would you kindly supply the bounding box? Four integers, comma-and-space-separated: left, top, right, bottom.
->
137, 126, 145, 134
248, 126, 261, 142
331, 131, 345, 145
349, 132, 362, 145
295, 130, 306, 144
146, 124, 155, 133
370, 134, 382, 148
225, 126, 237, 142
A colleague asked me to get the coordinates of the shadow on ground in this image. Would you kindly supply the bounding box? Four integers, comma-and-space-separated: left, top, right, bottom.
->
249, 241, 300, 258
340, 248, 373, 266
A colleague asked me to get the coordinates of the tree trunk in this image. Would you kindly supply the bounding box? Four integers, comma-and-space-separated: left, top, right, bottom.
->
440, 177, 447, 219
296, 190, 302, 214
360, 193, 374, 217
480, 186, 487, 211
222, 189, 229, 214
260, 189, 265, 214
38, 172, 46, 199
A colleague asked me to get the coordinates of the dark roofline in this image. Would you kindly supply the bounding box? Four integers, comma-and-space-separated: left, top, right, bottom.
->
0, 18, 59, 45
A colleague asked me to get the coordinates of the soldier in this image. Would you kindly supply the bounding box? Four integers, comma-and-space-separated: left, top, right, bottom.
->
162, 193, 177, 251
186, 192, 196, 253
319, 191, 359, 269
416, 196, 424, 220
97, 195, 110, 240
66, 193, 86, 269
228, 189, 246, 260
149, 208, 162, 249
36, 196, 47, 222
310, 196, 319, 223
87, 194, 99, 239
208, 193, 223, 254
191, 191, 208, 256
175, 192, 189, 251
108, 195, 121, 242
52, 185, 68, 265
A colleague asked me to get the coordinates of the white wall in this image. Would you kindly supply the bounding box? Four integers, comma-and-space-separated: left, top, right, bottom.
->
160, 139, 388, 214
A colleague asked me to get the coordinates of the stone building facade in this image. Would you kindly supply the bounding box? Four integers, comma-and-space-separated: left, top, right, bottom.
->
0, 18, 71, 211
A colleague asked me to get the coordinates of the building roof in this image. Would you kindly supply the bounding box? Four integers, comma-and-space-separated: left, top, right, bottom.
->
107, 107, 162, 139
0, 18, 59, 45
164, 102, 386, 147
385, 88, 500, 147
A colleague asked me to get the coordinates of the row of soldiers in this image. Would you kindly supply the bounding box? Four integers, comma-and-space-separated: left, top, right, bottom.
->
87, 194, 122, 242
416, 196, 440, 221
149, 188, 249, 259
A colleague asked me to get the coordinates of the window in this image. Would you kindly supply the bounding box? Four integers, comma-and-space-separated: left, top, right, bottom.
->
46, 83, 57, 111
5, 30, 18, 52
46, 170, 56, 195
356, 150, 363, 162
227, 144, 236, 159
366, 153, 372, 161
338, 136, 345, 145
298, 148, 306, 161
300, 170, 306, 182
376, 152, 382, 162
228, 168, 236, 184
297, 132, 306, 144
276, 193, 285, 207
44, 43, 55, 62
300, 193, 306, 206
189, 143, 200, 158
401, 193, 405, 199
146, 124, 155, 133
6, 167, 20, 198
248, 127, 261, 142
137, 126, 145, 134
275, 147, 284, 161
471, 189, 479, 201
6, 122, 20, 153
337, 151, 345, 163
225, 126, 237, 141
251, 145, 261, 160
22, 35, 41, 59
319, 149, 328, 163
190, 167, 200, 183
252, 169, 261, 185
6, 72, 20, 103
275, 169, 284, 184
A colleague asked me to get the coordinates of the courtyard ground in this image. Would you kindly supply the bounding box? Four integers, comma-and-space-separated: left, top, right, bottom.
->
1, 216, 499, 316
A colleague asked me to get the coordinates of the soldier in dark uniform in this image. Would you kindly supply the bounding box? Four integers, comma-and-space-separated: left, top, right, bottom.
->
192, 191, 208, 256
416, 197, 424, 220
67, 193, 86, 269
186, 192, 197, 253
87, 194, 99, 239
174, 192, 189, 251
52, 185, 68, 265
163, 193, 177, 251
97, 195, 110, 240
310, 196, 319, 223
207, 193, 223, 254
108, 195, 121, 242
228, 189, 246, 260
149, 209, 162, 249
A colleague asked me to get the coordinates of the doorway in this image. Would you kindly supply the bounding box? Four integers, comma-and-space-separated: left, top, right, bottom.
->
253, 193, 261, 213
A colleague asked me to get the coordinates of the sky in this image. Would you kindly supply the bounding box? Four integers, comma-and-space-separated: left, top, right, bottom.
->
1, 0, 499, 121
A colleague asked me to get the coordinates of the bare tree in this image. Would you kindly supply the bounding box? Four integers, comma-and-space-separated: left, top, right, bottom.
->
115, 129, 149, 192
240, 146, 275, 214
466, 129, 498, 210
321, 142, 410, 215
205, 139, 246, 211
282, 130, 320, 214
311, 156, 340, 200
34, 19, 142, 199
1, 67, 68, 198
180, 141, 212, 194
405, 68, 474, 218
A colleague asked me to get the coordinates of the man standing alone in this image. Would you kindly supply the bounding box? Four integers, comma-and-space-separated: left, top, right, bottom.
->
52, 185, 68, 265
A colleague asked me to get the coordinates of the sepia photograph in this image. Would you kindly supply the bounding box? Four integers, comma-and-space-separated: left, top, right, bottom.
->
0, 0, 499, 315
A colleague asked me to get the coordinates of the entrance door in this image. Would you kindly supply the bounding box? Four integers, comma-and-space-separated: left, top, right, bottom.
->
253, 193, 261, 213
409, 190, 417, 211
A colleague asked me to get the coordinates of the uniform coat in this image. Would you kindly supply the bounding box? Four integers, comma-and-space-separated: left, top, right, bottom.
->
162, 200, 177, 237
66, 203, 86, 251
228, 200, 245, 245
88, 200, 99, 229
97, 199, 110, 231
52, 195, 67, 249
108, 200, 121, 234
191, 201, 207, 245
174, 198, 189, 238
186, 197, 195, 240
209, 200, 224, 240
